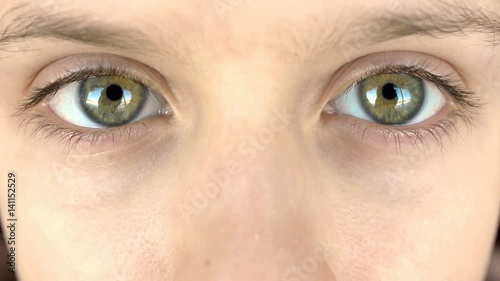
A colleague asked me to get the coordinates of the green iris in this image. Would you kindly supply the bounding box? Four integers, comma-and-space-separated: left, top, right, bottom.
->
359, 74, 425, 125
79, 76, 147, 126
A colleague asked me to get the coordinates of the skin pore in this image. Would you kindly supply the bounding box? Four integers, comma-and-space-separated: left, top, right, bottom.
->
0, 0, 500, 280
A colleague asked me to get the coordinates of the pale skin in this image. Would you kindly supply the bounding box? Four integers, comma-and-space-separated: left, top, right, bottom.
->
0, 0, 500, 280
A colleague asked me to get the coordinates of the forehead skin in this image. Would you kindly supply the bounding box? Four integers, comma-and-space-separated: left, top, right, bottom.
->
0, 0, 499, 281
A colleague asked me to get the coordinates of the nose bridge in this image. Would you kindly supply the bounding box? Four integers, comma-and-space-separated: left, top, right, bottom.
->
171, 58, 335, 278
188, 105, 301, 223
175, 94, 326, 279
190, 61, 302, 212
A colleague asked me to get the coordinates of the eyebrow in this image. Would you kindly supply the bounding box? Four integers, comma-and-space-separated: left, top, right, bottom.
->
362, 2, 500, 45
276, 1, 500, 61
0, 2, 499, 61
0, 3, 175, 57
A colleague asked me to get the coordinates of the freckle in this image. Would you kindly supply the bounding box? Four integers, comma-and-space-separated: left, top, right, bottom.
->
205, 259, 211, 267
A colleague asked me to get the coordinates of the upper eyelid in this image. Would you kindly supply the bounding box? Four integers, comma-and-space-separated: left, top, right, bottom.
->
16, 67, 150, 114
14, 55, 178, 118
336, 65, 482, 111
315, 50, 484, 112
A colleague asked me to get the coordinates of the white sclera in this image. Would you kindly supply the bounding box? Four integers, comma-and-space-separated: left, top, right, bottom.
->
334, 79, 447, 125
48, 81, 167, 128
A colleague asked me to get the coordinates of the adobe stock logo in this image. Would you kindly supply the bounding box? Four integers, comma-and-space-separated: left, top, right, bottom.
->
181, 107, 294, 224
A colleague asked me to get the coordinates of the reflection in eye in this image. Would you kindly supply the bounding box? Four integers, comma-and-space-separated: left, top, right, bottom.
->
49, 76, 168, 128
333, 73, 447, 125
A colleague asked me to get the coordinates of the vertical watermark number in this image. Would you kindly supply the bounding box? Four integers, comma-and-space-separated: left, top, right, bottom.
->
6, 172, 17, 273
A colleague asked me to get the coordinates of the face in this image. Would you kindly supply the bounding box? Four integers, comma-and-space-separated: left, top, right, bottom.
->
0, 0, 499, 280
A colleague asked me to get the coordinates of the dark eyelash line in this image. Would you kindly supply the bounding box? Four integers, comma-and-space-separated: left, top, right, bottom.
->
18, 112, 151, 152
342, 64, 483, 111
348, 109, 474, 153
15, 66, 150, 115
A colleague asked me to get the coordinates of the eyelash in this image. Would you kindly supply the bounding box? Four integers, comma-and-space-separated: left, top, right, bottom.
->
337, 64, 481, 110
327, 64, 483, 151
19, 112, 150, 151
15, 63, 482, 152
16, 67, 158, 150
17, 66, 152, 113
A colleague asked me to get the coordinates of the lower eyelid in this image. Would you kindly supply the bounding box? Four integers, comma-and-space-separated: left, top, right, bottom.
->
321, 101, 471, 153
19, 109, 166, 154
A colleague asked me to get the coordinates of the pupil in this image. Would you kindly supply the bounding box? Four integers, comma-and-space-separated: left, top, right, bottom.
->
106, 84, 124, 101
382, 83, 398, 100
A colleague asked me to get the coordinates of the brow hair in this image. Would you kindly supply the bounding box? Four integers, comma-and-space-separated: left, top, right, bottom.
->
362, 2, 500, 46
273, 1, 500, 63
0, 3, 159, 52
0, 1, 499, 61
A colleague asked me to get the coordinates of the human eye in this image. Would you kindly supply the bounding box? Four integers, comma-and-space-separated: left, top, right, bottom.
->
322, 52, 482, 150
333, 71, 446, 125
15, 54, 173, 150
48, 71, 168, 129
